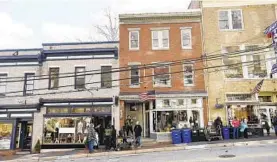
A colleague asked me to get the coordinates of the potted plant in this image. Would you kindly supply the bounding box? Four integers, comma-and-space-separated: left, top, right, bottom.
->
34, 139, 41, 154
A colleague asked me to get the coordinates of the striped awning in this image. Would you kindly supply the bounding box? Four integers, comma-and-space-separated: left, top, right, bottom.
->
264, 21, 277, 34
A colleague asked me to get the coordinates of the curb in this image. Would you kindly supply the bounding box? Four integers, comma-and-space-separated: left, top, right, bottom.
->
9, 139, 277, 161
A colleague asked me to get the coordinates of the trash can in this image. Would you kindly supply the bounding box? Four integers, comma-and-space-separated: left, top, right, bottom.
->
191, 129, 199, 142
222, 127, 230, 140
198, 128, 206, 141
181, 129, 192, 143
171, 129, 182, 144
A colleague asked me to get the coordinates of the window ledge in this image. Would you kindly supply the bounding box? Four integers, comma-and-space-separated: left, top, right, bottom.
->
152, 48, 170, 51
129, 85, 140, 88
182, 47, 192, 50
129, 48, 139, 51
219, 28, 244, 32
153, 85, 172, 88
184, 84, 194, 87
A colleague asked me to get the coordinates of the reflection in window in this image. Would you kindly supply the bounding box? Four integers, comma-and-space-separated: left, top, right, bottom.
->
177, 99, 184, 106
222, 46, 243, 78
47, 108, 69, 114
246, 46, 267, 78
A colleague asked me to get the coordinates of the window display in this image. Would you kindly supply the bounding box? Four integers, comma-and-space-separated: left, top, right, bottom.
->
0, 122, 12, 150
43, 117, 91, 144
154, 111, 188, 132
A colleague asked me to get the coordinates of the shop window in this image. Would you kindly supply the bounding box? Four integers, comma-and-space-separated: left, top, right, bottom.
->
49, 68, 59, 89
163, 99, 170, 107
245, 46, 267, 78
184, 64, 194, 85
0, 122, 12, 150
153, 64, 171, 87
258, 96, 272, 102
101, 66, 112, 88
130, 65, 140, 86
222, 46, 243, 78
75, 67, 85, 89
155, 110, 188, 132
23, 73, 35, 96
47, 108, 69, 114
177, 99, 184, 106
0, 74, 7, 96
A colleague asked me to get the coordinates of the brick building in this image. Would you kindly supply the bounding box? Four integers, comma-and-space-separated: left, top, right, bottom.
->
119, 11, 207, 141
194, 0, 277, 127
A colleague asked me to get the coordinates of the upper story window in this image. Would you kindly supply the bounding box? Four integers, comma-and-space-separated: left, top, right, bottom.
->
222, 46, 243, 78
130, 65, 140, 87
245, 45, 267, 78
101, 66, 112, 88
75, 67, 85, 89
152, 30, 169, 50
181, 28, 192, 49
226, 94, 252, 101
258, 96, 272, 102
49, 68, 59, 89
163, 99, 170, 107
184, 64, 194, 85
129, 30, 139, 50
219, 10, 243, 30
23, 73, 35, 96
153, 64, 171, 87
0, 74, 7, 97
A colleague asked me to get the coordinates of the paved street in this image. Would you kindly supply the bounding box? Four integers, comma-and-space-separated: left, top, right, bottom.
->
51, 143, 277, 162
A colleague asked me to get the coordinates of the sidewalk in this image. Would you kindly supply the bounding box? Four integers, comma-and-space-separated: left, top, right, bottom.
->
2, 136, 277, 162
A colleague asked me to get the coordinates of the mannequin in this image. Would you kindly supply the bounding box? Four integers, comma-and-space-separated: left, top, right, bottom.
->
54, 121, 60, 143
77, 120, 84, 143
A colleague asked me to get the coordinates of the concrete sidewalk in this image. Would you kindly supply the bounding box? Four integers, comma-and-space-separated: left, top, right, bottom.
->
2, 136, 277, 162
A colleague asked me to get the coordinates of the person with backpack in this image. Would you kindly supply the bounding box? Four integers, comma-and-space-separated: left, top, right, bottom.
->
134, 121, 142, 148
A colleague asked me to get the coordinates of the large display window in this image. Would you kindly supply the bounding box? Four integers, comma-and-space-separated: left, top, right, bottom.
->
0, 122, 12, 150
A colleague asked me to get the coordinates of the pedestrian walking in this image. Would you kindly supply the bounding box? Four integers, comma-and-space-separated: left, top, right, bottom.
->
87, 122, 96, 153
232, 117, 240, 139
134, 121, 142, 148
111, 125, 117, 150
240, 118, 248, 139
273, 115, 277, 136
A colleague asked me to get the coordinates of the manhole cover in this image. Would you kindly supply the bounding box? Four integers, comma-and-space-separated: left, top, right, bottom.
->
218, 154, 236, 158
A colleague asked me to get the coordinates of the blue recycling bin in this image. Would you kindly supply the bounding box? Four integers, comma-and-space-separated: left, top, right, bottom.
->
222, 127, 230, 140
171, 129, 182, 144
181, 129, 192, 143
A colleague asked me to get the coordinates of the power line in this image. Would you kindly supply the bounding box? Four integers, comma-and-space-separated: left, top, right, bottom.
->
3, 49, 275, 97
2, 45, 272, 83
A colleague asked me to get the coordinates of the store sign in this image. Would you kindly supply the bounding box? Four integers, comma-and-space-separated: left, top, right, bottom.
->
0, 123, 12, 150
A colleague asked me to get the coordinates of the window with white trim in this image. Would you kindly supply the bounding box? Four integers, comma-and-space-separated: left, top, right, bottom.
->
129, 31, 139, 50
23, 73, 35, 96
152, 30, 169, 50
0, 74, 7, 96
222, 46, 243, 78
130, 65, 140, 86
101, 66, 112, 88
219, 10, 243, 30
181, 28, 192, 49
245, 45, 267, 78
184, 64, 194, 85
49, 67, 59, 89
153, 64, 171, 87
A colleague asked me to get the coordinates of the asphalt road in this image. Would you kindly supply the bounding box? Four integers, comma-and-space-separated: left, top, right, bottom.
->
54, 143, 277, 162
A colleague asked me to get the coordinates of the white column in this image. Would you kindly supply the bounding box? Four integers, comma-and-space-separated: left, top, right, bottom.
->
187, 110, 192, 127
199, 109, 204, 128
149, 101, 153, 133
142, 102, 146, 137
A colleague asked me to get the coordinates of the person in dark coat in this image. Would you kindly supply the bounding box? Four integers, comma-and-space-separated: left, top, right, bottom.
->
111, 125, 117, 149
214, 117, 223, 135
134, 121, 142, 147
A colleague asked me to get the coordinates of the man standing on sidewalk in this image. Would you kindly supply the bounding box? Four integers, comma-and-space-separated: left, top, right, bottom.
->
88, 123, 96, 153
134, 121, 142, 148
232, 117, 240, 139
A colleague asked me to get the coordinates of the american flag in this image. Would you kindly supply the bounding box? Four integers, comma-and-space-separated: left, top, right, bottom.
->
251, 79, 264, 94
139, 90, 156, 102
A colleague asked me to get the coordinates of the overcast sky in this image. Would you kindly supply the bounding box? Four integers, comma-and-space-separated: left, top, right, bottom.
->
0, 0, 191, 49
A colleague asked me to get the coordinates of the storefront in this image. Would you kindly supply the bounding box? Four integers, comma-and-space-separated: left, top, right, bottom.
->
39, 98, 115, 149
0, 104, 39, 151
149, 96, 205, 142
